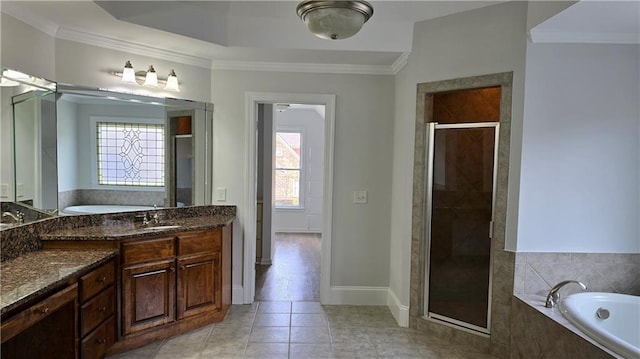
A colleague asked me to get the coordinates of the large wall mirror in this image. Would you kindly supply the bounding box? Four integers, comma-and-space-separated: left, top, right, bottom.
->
1, 67, 214, 220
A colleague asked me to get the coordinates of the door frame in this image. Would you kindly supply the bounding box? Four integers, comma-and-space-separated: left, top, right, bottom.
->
423, 121, 500, 335
243, 92, 336, 304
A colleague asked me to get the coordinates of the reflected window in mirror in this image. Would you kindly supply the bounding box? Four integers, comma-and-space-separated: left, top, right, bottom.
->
96, 121, 165, 186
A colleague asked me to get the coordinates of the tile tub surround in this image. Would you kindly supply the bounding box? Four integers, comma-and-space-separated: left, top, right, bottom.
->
514, 252, 640, 297
0, 248, 118, 316
1, 205, 236, 261
510, 295, 620, 359
58, 189, 165, 211
107, 301, 501, 359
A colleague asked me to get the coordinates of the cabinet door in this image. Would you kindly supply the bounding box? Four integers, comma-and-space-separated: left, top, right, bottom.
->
122, 260, 175, 335
177, 253, 221, 320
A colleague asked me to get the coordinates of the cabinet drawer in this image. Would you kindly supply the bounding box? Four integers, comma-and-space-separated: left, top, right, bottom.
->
80, 286, 115, 337
122, 236, 175, 265
1, 283, 77, 343
80, 260, 115, 302
178, 229, 221, 256
81, 315, 115, 359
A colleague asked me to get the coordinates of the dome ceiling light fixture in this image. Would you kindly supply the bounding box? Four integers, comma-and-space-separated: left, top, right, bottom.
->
296, 0, 374, 40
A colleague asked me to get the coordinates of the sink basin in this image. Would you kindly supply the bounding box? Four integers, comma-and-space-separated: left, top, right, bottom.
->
141, 225, 182, 231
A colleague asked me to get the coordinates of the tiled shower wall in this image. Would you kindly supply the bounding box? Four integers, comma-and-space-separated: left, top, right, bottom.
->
514, 252, 640, 297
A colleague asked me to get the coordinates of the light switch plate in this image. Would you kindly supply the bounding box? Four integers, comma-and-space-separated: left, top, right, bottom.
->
216, 187, 227, 202
353, 190, 367, 204
16, 183, 24, 198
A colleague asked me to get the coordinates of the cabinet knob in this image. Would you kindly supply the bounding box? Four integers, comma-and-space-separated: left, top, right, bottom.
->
97, 276, 107, 283
98, 306, 107, 312
96, 339, 107, 344
38, 307, 50, 315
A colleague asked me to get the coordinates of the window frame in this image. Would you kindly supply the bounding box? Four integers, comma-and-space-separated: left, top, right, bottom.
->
90, 116, 165, 191
273, 127, 305, 210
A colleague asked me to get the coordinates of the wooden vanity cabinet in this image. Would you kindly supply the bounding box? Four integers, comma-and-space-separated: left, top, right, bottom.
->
1, 284, 78, 359
121, 236, 176, 336
177, 230, 222, 319
78, 259, 117, 359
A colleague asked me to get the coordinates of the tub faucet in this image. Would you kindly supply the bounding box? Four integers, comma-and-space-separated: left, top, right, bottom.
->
142, 211, 159, 226
2, 211, 23, 224
545, 280, 587, 308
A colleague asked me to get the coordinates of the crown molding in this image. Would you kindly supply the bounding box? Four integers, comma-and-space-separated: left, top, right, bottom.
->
56, 27, 213, 69
1, 3, 58, 37
3, 5, 408, 75
530, 29, 640, 45
211, 59, 397, 75
391, 52, 410, 74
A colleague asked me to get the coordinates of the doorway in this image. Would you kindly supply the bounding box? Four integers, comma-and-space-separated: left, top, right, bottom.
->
255, 103, 326, 301
243, 93, 336, 304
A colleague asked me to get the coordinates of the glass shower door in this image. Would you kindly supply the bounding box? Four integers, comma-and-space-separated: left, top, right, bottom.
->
424, 122, 499, 334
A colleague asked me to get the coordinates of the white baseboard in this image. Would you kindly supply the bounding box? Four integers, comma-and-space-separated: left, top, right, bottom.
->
232, 285, 245, 304
327, 286, 389, 305
387, 288, 410, 327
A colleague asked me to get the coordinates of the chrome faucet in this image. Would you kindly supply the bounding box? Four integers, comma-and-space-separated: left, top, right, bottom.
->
142, 211, 159, 226
2, 211, 24, 224
545, 280, 587, 308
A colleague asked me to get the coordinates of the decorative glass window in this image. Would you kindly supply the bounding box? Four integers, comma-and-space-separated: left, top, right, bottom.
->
96, 122, 164, 186
274, 131, 302, 208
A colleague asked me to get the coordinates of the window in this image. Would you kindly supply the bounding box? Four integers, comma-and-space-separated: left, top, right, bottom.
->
274, 131, 302, 208
96, 122, 164, 186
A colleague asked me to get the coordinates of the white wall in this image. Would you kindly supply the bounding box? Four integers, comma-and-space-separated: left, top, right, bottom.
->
54, 39, 211, 103
13, 97, 37, 203
272, 107, 325, 233
57, 97, 79, 192
518, 42, 640, 253
389, 1, 528, 317
1, 13, 55, 80
1, 86, 17, 201
211, 70, 394, 293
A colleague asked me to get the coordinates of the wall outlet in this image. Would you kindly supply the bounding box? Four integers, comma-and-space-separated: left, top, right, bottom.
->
0, 184, 8, 198
216, 187, 227, 202
353, 190, 368, 204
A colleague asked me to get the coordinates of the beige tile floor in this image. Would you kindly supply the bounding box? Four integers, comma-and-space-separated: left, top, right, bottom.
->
107, 301, 498, 359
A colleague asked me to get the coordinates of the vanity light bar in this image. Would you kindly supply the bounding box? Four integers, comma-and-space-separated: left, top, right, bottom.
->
109, 61, 180, 92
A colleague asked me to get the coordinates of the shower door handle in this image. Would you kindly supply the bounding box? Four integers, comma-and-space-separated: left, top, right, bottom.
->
489, 221, 494, 239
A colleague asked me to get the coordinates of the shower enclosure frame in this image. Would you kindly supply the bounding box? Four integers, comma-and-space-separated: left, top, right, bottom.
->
422, 121, 500, 336
409, 72, 516, 353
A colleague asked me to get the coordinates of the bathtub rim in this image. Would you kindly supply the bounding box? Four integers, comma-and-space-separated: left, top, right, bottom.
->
559, 292, 639, 359
513, 294, 623, 359
61, 204, 159, 215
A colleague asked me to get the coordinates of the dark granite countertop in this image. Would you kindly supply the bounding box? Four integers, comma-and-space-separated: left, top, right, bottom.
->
40, 214, 235, 241
1, 249, 118, 316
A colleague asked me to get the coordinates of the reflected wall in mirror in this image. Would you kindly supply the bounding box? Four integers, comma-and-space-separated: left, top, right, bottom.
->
55, 85, 214, 215
0, 67, 57, 213
0, 67, 214, 220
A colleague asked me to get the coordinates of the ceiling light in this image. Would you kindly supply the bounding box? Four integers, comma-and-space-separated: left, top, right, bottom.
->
143, 65, 158, 87
121, 60, 137, 84
164, 70, 180, 92
296, 0, 373, 40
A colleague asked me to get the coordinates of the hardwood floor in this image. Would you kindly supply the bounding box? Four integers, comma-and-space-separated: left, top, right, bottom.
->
255, 233, 321, 302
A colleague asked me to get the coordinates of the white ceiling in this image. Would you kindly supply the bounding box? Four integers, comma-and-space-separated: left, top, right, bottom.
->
2, 1, 639, 73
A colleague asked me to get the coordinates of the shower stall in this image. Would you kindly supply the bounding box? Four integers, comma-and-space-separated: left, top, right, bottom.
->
422, 121, 499, 334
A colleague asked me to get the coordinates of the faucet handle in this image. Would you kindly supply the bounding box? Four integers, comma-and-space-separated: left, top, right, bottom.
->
16, 211, 24, 223
545, 280, 587, 308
